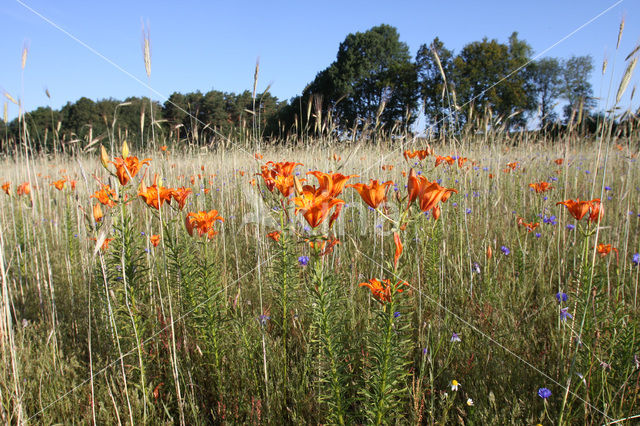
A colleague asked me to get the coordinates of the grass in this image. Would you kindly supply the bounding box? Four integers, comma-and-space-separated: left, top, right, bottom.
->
0, 130, 638, 424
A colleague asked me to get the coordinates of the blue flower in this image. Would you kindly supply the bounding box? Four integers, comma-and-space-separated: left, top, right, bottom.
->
555, 292, 568, 303
604, 186, 612, 191
560, 307, 573, 321
298, 256, 309, 266
259, 315, 270, 326
633, 253, 640, 266
535, 233, 542, 238
466, 208, 472, 214
538, 387, 552, 399
566, 224, 575, 230
451, 332, 461, 343
501, 246, 510, 256
394, 311, 401, 318
543, 215, 557, 225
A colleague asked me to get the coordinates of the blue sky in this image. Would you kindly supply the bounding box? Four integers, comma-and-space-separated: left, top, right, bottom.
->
1, 0, 638, 122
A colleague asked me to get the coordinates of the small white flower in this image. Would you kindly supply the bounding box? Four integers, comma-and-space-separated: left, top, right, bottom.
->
466, 398, 474, 406
451, 379, 460, 391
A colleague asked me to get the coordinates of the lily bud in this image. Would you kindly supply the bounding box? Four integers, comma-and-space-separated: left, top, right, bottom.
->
100, 145, 110, 170
486, 246, 493, 260
122, 140, 129, 158
93, 203, 104, 223
432, 205, 441, 220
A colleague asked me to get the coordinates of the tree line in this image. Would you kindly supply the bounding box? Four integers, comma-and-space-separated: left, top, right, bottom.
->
0, 24, 615, 153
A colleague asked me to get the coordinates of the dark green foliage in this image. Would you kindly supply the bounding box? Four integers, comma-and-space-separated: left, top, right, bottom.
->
452, 32, 536, 129
560, 55, 596, 122
303, 24, 419, 133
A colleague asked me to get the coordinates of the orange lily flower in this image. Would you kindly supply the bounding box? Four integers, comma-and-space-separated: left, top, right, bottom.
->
588, 199, 603, 223
306, 238, 340, 255
91, 185, 117, 207
51, 178, 66, 191
406, 168, 427, 209
393, 232, 403, 269
293, 187, 344, 228
332, 153, 341, 161
17, 182, 31, 196
92, 237, 113, 251
596, 243, 618, 258
138, 179, 175, 210
171, 187, 193, 210
403, 148, 431, 161
267, 231, 281, 242
2, 182, 10, 195
506, 161, 519, 170
554, 158, 564, 165
110, 156, 151, 186
185, 210, 224, 239
457, 157, 468, 167
258, 161, 303, 196
160, 145, 168, 152
418, 181, 457, 214
359, 278, 408, 303
319, 238, 340, 256
307, 171, 358, 198
150, 234, 161, 247
517, 217, 540, 232
556, 199, 592, 221
529, 182, 553, 193
254, 153, 263, 160
434, 155, 456, 167
381, 165, 394, 171
347, 179, 393, 209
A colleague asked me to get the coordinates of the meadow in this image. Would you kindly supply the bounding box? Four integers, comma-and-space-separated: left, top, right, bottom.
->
0, 128, 639, 425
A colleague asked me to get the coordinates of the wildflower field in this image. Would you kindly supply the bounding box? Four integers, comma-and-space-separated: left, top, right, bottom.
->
0, 131, 638, 425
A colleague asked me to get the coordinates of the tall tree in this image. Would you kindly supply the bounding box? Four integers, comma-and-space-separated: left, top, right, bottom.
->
303, 24, 419, 133
452, 32, 536, 128
530, 57, 562, 127
560, 55, 595, 122
416, 37, 455, 133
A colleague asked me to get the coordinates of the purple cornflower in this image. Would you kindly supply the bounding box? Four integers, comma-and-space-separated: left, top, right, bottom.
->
535, 233, 542, 238
451, 332, 461, 343
298, 256, 309, 266
394, 311, 401, 318
543, 215, 557, 225
560, 307, 573, 321
566, 224, 575, 230
632, 253, 640, 266
604, 186, 612, 191
538, 387, 552, 399
501, 246, 510, 256
259, 315, 270, 326
555, 292, 568, 303
466, 208, 472, 214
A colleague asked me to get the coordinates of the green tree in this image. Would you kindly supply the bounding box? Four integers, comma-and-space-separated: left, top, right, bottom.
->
530, 57, 562, 127
303, 24, 419, 133
416, 37, 455, 134
452, 32, 536, 128
560, 55, 595, 122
